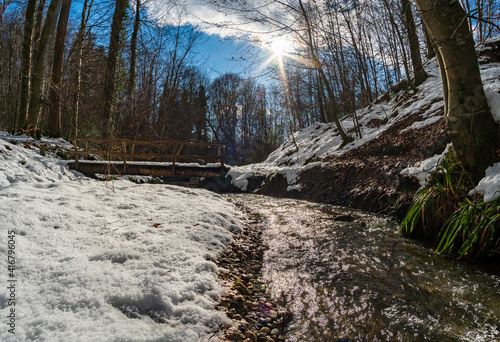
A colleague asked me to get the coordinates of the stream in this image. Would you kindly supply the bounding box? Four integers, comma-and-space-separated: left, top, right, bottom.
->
227, 194, 500, 342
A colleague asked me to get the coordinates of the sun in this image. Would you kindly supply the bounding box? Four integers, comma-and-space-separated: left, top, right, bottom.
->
267, 37, 292, 57
267, 38, 292, 56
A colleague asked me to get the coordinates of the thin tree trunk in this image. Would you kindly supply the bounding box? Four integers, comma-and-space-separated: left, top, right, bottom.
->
120, 0, 140, 137
18, 0, 37, 131
297, 0, 351, 145
71, 0, 93, 138
126, 0, 140, 101
26, 0, 62, 134
382, 0, 415, 91
424, 29, 436, 59
48, 0, 72, 137
401, 0, 427, 86
101, 0, 128, 138
414, 0, 499, 182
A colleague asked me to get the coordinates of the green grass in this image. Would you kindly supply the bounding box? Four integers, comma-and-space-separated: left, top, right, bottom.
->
401, 152, 468, 240
400, 149, 500, 261
437, 199, 500, 260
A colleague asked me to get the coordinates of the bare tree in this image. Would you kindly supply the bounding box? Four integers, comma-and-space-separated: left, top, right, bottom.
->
17, 0, 38, 131
26, 0, 63, 134
101, 0, 128, 138
401, 0, 427, 86
70, 0, 94, 137
48, 0, 72, 137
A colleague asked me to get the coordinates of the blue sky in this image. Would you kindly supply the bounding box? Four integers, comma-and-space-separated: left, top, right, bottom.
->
66, 0, 281, 81
198, 32, 259, 79
145, 0, 283, 80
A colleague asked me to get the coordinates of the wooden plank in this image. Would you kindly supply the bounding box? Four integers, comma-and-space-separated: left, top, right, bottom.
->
70, 137, 224, 148
67, 161, 229, 178
68, 151, 220, 161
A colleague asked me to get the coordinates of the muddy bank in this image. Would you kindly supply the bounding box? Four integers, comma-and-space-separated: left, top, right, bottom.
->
248, 117, 448, 221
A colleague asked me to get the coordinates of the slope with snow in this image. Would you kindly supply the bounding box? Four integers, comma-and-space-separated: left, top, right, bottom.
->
0, 134, 242, 341
229, 38, 500, 201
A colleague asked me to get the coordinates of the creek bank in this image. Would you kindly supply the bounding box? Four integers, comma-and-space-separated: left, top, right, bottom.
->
216, 200, 292, 342
228, 39, 500, 221
242, 116, 448, 221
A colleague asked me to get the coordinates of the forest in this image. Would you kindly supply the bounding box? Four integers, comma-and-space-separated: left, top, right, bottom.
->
2, 1, 500, 340
0, 0, 498, 165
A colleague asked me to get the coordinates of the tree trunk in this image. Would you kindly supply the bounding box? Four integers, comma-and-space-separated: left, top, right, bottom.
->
101, 0, 128, 138
414, 0, 499, 182
18, 0, 37, 131
120, 0, 140, 138
26, 0, 62, 134
423, 29, 436, 59
48, 0, 72, 137
71, 0, 93, 138
125, 0, 140, 101
382, 0, 415, 90
401, 0, 427, 86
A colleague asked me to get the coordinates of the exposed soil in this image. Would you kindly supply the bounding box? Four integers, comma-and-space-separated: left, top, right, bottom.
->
257, 114, 449, 221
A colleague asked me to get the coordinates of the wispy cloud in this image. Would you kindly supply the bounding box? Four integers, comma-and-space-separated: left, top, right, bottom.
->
147, 0, 285, 40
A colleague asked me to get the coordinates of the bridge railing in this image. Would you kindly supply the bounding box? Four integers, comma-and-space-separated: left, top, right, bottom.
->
69, 137, 225, 170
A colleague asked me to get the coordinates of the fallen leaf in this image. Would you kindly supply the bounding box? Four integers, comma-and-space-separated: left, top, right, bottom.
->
153, 223, 161, 228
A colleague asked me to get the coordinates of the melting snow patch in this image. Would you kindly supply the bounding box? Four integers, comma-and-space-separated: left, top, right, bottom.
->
400, 144, 451, 189
469, 163, 500, 202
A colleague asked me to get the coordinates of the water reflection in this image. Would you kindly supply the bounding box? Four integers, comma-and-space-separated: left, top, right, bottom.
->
229, 195, 500, 342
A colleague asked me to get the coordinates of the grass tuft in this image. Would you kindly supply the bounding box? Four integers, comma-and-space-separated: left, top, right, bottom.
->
400, 149, 500, 261
437, 199, 500, 260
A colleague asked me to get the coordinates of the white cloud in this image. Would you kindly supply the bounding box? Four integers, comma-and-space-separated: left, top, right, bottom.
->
146, 0, 288, 40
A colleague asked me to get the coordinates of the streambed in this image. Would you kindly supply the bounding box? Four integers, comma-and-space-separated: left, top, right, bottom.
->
227, 194, 500, 341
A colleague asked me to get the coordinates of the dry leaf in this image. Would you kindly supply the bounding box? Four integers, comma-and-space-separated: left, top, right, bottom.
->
153, 223, 161, 228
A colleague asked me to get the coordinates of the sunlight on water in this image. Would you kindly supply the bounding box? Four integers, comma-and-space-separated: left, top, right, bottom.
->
229, 195, 500, 342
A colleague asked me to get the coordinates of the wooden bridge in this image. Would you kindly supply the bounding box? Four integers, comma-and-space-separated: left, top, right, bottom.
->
67, 137, 229, 179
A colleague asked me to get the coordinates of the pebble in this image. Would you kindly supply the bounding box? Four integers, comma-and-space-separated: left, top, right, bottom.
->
215, 210, 291, 341
259, 327, 271, 334
244, 331, 258, 342
234, 281, 251, 295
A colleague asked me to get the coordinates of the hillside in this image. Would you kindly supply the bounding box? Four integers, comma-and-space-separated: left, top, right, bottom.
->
228, 38, 500, 219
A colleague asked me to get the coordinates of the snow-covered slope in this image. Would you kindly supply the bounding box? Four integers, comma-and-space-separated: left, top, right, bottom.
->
229, 38, 500, 200
0, 133, 242, 341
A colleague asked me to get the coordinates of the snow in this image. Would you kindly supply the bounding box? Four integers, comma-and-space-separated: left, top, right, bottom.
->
469, 163, 500, 201
0, 134, 242, 341
227, 57, 449, 192
228, 39, 500, 202
400, 144, 451, 189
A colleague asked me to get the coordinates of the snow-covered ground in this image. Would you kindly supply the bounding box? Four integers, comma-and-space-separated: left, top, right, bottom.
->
0, 133, 242, 341
229, 39, 500, 201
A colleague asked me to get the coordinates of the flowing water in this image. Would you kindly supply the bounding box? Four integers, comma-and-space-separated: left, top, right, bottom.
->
228, 194, 500, 342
